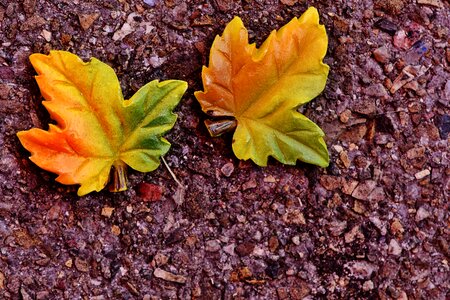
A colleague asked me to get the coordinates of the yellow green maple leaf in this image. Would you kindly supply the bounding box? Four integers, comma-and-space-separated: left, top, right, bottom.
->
195, 7, 330, 167
17, 51, 187, 196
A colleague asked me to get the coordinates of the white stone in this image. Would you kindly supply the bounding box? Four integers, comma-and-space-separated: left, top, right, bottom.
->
388, 239, 402, 256
414, 169, 430, 180
415, 206, 431, 222
41, 30, 51, 42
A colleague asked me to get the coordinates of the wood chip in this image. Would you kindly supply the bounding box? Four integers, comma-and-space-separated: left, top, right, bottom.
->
14, 229, 37, 249
345, 225, 362, 243
263, 175, 277, 183
214, 0, 233, 11
342, 179, 358, 195
74, 258, 89, 273
282, 209, 306, 225
101, 206, 114, 218
352, 180, 377, 200
415, 169, 430, 180
280, 0, 298, 5
417, 0, 444, 8
21, 287, 32, 300
406, 146, 425, 159
268, 236, 279, 252
320, 175, 342, 190
0, 271, 5, 289
238, 266, 252, 279
20, 15, 46, 31
173, 185, 185, 206
126, 282, 139, 296
339, 109, 352, 123
111, 225, 121, 236
65, 258, 73, 268
390, 219, 405, 236
113, 22, 133, 41
78, 13, 100, 31
353, 200, 367, 214
339, 151, 351, 168
338, 124, 367, 143
390, 65, 429, 94
153, 268, 187, 284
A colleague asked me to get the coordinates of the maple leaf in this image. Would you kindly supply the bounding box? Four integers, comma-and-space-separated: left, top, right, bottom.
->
195, 7, 330, 167
17, 51, 187, 196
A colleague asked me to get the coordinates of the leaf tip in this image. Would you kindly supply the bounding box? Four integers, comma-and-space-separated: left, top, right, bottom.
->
302, 6, 320, 22
179, 80, 189, 92
228, 16, 244, 25
16, 130, 25, 138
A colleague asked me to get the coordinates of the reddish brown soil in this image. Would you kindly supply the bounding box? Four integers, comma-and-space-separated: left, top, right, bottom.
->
0, 0, 449, 299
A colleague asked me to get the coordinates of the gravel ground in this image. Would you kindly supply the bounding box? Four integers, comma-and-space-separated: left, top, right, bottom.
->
0, 0, 449, 299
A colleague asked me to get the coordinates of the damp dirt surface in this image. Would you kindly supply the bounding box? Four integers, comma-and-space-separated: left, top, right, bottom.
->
0, 0, 449, 299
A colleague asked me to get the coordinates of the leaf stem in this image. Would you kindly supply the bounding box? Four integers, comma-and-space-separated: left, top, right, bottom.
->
109, 160, 128, 192
204, 119, 237, 137
161, 156, 183, 188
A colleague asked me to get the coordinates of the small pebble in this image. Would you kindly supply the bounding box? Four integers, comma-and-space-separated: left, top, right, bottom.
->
221, 162, 234, 177
268, 236, 279, 252
253, 247, 265, 256
373, 46, 390, 63
36, 291, 50, 300
41, 29, 52, 42
263, 175, 277, 183
137, 183, 162, 201
328, 221, 347, 237
374, 19, 398, 35
153, 253, 169, 266
344, 261, 378, 279
363, 280, 374, 291
345, 226, 362, 243
415, 206, 431, 222
242, 179, 257, 190
126, 205, 133, 213
223, 243, 235, 256
235, 241, 255, 257
388, 239, 402, 256
339, 109, 351, 123
143, 0, 157, 6
364, 83, 388, 98
333, 145, 344, 153
286, 268, 296, 276
205, 240, 221, 252
237, 215, 246, 223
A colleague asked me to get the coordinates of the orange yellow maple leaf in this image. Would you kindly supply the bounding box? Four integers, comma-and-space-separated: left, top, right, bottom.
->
195, 7, 330, 167
17, 51, 187, 196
